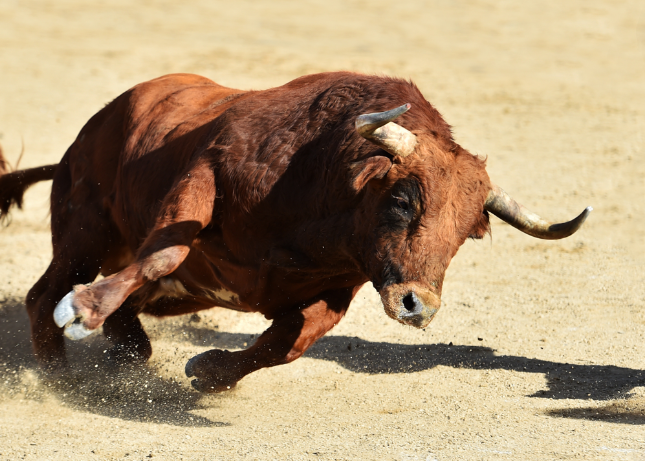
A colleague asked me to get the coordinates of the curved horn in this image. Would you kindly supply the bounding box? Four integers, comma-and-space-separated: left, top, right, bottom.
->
355, 103, 417, 157
485, 184, 592, 239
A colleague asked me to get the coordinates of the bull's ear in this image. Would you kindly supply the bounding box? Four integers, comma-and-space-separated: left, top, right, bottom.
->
350, 156, 392, 192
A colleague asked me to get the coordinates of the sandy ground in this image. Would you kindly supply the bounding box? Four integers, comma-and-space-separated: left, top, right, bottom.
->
1, 0, 644, 459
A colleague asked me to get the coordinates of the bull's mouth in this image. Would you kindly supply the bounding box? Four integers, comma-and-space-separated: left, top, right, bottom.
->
379, 282, 440, 328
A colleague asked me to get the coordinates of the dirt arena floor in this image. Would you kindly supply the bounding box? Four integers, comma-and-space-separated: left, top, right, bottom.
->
1, 1, 644, 459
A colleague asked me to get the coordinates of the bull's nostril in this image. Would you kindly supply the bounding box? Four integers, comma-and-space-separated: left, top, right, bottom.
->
402, 293, 418, 313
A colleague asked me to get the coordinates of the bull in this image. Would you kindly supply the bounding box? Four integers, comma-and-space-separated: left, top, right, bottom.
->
0, 72, 591, 392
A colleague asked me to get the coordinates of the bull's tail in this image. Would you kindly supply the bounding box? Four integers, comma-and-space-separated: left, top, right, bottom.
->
0, 144, 57, 223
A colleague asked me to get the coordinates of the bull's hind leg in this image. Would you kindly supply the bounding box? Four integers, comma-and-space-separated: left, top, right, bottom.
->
25, 266, 70, 370
27, 158, 113, 371
185, 286, 360, 393
26, 223, 108, 371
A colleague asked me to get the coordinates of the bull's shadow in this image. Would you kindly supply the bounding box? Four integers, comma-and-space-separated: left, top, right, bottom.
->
310, 337, 645, 402
177, 322, 645, 424
179, 323, 645, 402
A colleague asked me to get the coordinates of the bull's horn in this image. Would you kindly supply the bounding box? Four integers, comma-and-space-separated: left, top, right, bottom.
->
485, 184, 592, 239
356, 103, 417, 157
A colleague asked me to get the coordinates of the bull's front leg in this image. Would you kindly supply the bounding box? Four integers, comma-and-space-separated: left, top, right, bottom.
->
53, 160, 216, 339
185, 285, 361, 393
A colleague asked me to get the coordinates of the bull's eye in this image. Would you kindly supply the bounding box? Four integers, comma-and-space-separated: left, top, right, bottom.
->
395, 197, 409, 211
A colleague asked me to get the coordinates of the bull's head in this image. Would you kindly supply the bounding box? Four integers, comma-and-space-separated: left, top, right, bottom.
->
352, 103, 591, 328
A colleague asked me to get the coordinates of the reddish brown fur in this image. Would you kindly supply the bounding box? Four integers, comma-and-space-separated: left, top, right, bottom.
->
1, 72, 492, 391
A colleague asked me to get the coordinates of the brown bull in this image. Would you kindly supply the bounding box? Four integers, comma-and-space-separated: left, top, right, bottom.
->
0, 72, 590, 392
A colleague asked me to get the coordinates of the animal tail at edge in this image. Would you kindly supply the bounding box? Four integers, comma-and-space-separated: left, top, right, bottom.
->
0, 143, 57, 224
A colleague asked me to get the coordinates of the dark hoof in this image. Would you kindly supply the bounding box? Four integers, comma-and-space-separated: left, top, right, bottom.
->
185, 349, 240, 393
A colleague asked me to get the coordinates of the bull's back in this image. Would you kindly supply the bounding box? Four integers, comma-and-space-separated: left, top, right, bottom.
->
60, 74, 245, 249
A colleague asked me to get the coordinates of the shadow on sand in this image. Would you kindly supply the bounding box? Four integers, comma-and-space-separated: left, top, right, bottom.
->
2, 300, 644, 425
172, 320, 645, 425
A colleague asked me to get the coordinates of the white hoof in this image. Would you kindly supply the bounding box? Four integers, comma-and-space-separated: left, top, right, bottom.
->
53, 290, 95, 341
53, 291, 76, 328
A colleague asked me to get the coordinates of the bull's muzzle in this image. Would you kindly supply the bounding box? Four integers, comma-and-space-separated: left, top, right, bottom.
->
379, 282, 441, 328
